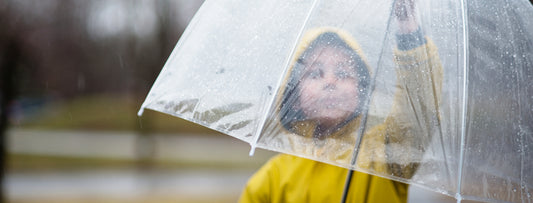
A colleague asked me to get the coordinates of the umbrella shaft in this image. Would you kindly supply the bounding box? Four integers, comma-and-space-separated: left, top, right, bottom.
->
340, 170, 354, 203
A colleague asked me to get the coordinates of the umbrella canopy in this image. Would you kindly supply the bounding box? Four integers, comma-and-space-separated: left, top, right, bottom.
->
138, 0, 533, 202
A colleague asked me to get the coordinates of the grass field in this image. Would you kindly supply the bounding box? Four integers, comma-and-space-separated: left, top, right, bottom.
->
16, 95, 220, 134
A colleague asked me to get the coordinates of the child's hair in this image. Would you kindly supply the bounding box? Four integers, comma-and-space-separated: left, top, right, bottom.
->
279, 32, 371, 132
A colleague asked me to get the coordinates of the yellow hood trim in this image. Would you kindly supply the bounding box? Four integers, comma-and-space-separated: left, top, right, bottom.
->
290, 27, 372, 74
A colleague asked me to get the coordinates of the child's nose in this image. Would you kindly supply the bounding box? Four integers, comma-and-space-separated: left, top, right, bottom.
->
323, 73, 337, 90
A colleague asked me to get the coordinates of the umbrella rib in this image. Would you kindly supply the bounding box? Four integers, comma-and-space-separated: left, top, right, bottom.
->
430, 76, 454, 189
456, 0, 470, 201
403, 86, 425, 140
342, 2, 398, 203
516, 47, 527, 202
137, 0, 211, 117
349, 0, 398, 168
418, 45, 453, 187
248, 0, 322, 156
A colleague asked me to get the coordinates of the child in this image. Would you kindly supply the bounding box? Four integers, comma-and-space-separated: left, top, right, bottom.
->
240, 0, 442, 202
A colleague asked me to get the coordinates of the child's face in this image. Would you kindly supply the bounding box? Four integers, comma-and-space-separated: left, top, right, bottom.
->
298, 46, 360, 127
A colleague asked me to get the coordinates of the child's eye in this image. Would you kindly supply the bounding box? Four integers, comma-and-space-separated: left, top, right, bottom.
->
336, 70, 355, 79
304, 68, 323, 79
297, 58, 305, 65
308, 69, 322, 79
336, 71, 348, 79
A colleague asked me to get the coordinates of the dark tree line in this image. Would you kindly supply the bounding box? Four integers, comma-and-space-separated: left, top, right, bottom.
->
0, 1, 196, 100
0, 1, 203, 202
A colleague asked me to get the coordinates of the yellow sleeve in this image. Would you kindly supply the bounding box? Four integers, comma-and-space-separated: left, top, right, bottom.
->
384, 38, 443, 179
239, 155, 281, 203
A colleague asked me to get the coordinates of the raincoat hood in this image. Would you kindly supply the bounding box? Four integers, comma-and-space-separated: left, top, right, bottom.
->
273, 27, 372, 165
266, 26, 442, 171
279, 27, 371, 138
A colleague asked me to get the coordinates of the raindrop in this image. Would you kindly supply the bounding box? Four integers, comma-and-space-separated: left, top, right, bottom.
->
216, 68, 225, 74
77, 73, 86, 90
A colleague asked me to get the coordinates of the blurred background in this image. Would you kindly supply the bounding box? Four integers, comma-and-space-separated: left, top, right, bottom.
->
1, 0, 531, 203
0, 1, 275, 202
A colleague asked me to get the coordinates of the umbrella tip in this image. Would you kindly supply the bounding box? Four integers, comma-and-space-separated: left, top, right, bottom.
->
137, 108, 144, 116
454, 194, 462, 203
248, 145, 256, 156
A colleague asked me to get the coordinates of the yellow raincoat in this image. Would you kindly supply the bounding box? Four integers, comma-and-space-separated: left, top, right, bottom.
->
240, 27, 442, 203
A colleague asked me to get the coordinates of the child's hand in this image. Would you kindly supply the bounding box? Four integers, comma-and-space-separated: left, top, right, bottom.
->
394, 0, 418, 34
394, 0, 415, 21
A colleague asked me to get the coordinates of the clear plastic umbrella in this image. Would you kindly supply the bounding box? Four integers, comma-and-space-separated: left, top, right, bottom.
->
138, 0, 533, 202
